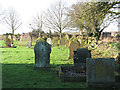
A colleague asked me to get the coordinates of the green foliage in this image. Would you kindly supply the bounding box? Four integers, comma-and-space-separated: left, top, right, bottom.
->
69, 1, 120, 40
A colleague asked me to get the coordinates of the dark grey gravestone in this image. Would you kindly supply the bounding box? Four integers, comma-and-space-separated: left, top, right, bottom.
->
26, 42, 31, 48
86, 58, 115, 88
74, 48, 91, 67
34, 41, 51, 69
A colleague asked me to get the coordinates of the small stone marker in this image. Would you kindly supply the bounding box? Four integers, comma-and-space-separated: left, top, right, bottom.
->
69, 41, 80, 59
26, 42, 31, 48
34, 41, 51, 69
47, 38, 52, 45
86, 58, 115, 88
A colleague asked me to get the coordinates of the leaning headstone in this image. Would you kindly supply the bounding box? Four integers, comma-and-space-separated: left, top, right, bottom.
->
26, 42, 31, 48
34, 41, 51, 69
74, 48, 91, 67
86, 58, 115, 88
69, 40, 80, 59
47, 38, 52, 45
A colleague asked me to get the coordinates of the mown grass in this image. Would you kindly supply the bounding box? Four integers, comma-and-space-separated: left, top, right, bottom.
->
0, 40, 86, 88
1, 40, 120, 88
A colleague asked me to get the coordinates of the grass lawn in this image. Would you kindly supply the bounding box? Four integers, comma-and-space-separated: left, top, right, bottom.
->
1, 40, 120, 88
0, 40, 86, 88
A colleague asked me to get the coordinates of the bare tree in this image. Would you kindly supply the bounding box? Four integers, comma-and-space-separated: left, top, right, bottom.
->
29, 12, 43, 38
4, 9, 22, 44
0, 6, 5, 23
44, 0, 69, 39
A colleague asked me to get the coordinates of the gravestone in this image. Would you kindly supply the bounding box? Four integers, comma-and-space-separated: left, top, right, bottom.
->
69, 41, 80, 59
86, 58, 115, 88
65, 34, 69, 39
53, 40, 58, 47
74, 48, 91, 67
65, 39, 69, 48
26, 42, 31, 48
60, 38, 65, 45
47, 38, 52, 45
34, 41, 51, 69
116, 50, 120, 64
5, 36, 11, 47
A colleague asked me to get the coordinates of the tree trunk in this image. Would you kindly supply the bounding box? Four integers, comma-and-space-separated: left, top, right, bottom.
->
31, 35, 32, 46
59, 31, 62, 40
12, 29, 14, 44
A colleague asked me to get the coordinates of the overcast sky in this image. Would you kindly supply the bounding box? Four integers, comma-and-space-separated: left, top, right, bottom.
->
0, 0, 119, 35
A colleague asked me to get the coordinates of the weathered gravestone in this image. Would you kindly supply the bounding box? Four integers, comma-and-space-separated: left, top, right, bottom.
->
53, 40, 58, 47
65, 39, 69, 48
86, 58, 115, 88
47, 38, 52, 45
60, 38, 65, 45
5, 35, 11, 47
34, 41, 51, 69
26, 42, 31, 48
69, 41, 80, 59
74, 48, 91, 67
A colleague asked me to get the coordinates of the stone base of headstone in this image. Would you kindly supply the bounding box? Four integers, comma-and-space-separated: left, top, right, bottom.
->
59, 66, 86, 82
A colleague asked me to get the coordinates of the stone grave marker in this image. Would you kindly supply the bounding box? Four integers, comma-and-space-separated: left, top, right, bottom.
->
34, 41, 51, 69
69, 41, 80, 59
65, 34, 69, 39
60, 38, 65, 45
86, 58, 115, 88
53, 40, 58, 47
74, 48, 91, 67
5, 35, 11, 47
47, 38, 52, 45
65, 39, 69, 48
26, 42, 31, 48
